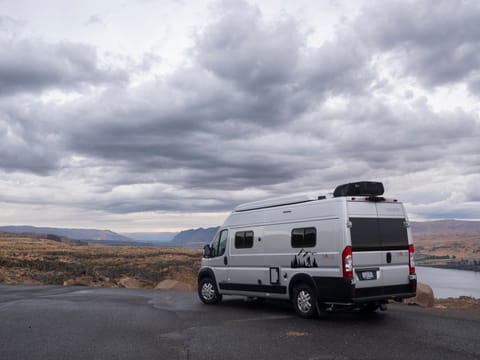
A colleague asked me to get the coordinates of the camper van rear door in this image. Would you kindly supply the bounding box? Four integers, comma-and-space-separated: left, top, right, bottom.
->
350, 218, 408, 251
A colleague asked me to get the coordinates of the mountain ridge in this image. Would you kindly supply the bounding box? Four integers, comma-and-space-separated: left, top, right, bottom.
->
0, 225, 132, 242
410, 220, 480, 234
2, 219, 479, 249
168, 227, 220, 248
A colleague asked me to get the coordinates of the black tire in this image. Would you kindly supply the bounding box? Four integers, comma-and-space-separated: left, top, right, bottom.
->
293, 283, 318, 319
198, 277, 222, 304
360, 303, 379, 314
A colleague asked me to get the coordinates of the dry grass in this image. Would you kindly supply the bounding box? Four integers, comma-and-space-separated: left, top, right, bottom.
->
414, 232, 480, 259
434, 297, 480, 310
0, 232, 202, 289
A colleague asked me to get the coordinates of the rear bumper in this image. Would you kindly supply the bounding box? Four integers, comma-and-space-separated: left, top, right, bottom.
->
312, 276, 417, 304
352, 283, 416, 303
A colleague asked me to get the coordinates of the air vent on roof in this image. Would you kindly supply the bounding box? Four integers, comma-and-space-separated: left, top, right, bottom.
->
333, 181, 384, 197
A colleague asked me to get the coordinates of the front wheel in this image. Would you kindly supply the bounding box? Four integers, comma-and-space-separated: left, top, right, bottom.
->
198, 277, 222, 304
293, 283, 318, 319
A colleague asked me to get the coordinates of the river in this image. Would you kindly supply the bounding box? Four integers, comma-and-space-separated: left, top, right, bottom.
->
416, 266, 480, 299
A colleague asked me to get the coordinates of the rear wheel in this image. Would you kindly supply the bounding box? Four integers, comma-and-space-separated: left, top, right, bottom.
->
360, 303, 379, 313
293, 283, 318, 319
198, 277, 222, 304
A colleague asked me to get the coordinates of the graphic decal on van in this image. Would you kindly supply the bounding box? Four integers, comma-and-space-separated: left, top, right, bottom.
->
291, 249, 318, 268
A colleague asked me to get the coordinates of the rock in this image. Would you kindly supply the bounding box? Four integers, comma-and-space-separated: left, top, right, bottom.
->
403, 282, 435, 307
0, 273, 5, 283
63, 276, 94, 287
118, 277, 143, 289
155, 279, 192, 291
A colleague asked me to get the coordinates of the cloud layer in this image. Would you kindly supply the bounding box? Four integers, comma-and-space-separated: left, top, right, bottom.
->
1, 0, 479, 230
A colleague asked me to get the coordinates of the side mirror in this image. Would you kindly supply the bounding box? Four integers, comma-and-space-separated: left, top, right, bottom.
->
203, 244, 212, 258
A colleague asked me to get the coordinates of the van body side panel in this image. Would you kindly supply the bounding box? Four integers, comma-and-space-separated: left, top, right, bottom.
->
224, 218, 344, 298
219, 200, 346, 299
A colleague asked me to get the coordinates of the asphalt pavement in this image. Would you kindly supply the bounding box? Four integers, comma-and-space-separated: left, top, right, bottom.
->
0, 285, 479, 360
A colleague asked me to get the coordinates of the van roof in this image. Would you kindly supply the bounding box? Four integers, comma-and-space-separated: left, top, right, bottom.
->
234, 194, 318, 212
234, 181, 388, 212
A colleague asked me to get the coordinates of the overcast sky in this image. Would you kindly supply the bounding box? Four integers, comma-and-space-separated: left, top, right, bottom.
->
1, 0, 479, 232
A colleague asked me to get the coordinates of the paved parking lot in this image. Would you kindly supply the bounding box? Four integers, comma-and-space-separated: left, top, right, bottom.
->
0, 285, 479, 360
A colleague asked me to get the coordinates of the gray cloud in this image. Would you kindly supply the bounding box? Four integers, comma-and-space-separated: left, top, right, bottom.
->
357, 0, 480, 90
1, 0, 479, 223
196, 1, 300, 94
0, 98, 63, 173
0, 21, 127, 95
84, 15, 104, 27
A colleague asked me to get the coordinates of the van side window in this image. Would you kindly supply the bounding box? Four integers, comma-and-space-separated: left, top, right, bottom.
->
210, 233, 220, 257
235, 231, 254, 249
291, 227, 316, 248
210, 229, 228, 257
218, 230, 229, 256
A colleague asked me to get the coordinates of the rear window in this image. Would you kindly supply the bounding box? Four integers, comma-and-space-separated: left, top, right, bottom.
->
350, 218, 408, 251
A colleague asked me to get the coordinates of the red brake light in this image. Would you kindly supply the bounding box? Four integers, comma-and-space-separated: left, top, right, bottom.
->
409, 244, 415, 274
342, 246, 353, 278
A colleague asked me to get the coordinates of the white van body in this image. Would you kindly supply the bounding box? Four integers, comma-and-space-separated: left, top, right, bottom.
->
198, 182, 417, 317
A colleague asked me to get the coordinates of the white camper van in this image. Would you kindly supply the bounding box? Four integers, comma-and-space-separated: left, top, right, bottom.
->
198, 181, 417, 318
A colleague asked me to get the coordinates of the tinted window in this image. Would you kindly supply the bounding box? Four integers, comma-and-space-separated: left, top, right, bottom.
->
291, 227, 316, 248
350, 218, 378, 251
379, 219, 408, 249
210, 230, 228, 257
235, 231, 254, 249
218, 230, 228, 256
210, 233, 220, 257
350, 218, 408, 251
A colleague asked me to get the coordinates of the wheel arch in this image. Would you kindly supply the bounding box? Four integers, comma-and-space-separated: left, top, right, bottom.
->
288, 273, 318, 300
198, 267, 217, 286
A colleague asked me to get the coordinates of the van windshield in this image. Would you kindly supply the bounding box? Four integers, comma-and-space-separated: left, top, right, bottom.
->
350, 218, 408, 251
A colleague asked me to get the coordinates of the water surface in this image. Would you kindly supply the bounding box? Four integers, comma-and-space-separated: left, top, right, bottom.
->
416, 266, 480, 299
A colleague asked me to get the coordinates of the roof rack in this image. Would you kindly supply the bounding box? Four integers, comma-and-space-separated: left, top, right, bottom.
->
234, 194, 316, 212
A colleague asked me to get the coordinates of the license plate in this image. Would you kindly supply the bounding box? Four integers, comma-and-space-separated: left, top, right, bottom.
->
360, 271, 376, 280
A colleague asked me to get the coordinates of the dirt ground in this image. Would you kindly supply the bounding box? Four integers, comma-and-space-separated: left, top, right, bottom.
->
433, 297, 480, 310
0, 233, 201, 289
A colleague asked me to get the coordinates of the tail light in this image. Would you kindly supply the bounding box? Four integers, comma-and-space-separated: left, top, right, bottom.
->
408, 244, 415, 274
342, 246, 353, 278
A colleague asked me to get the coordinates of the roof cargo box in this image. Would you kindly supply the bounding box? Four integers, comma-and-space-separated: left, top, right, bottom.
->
333, 181, 384, 197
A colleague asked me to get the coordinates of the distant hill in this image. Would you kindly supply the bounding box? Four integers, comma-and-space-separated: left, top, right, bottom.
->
409, 220, 480, 267
121, 232, 178, 243
411, 220, 480, 235
0, 226, 133, 243
169, 227, 220, 248
0, 231, 87, 246
3, 220, 478, 250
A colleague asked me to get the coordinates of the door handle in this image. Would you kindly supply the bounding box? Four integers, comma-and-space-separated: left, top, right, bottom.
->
386, 252, 392, 263
224, 256, 228, 265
